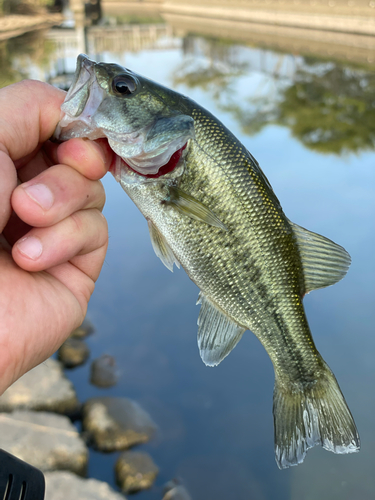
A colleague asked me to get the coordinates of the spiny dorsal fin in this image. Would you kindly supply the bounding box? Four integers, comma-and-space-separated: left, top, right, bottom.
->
165, 186, 227, 231
147, 219, 180, 272
290, 221, 351, 294
197, 292, 245, 367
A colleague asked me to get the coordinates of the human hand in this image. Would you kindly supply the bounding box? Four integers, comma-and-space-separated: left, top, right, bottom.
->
0, 80, 113, 395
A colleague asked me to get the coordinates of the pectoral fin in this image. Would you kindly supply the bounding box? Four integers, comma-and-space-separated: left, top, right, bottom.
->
290, 221, 351, 294
165, 186, 227, 231
147, 219, 180, 272
197, 292, 245, 366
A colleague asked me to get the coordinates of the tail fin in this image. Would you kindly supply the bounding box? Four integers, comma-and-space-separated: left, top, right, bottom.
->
273, 362, 360, 469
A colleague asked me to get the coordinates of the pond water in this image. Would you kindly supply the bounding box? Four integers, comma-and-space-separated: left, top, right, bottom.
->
1, 11, 375, 500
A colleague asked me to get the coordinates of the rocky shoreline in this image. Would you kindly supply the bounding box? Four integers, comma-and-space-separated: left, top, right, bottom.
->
0, 319, 189, 500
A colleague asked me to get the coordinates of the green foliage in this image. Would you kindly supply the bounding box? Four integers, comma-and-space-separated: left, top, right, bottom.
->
227, 62, 375, 155
277, 65, 375, 154
172, 35, 248, 102
1, 0, 54, 15
0, 30, 56, 88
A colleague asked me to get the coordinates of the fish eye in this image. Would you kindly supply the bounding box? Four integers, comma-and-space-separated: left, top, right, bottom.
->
112, 74, 137, 96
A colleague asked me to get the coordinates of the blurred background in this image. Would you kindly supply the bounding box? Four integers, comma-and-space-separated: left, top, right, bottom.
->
0, 1, 374, 499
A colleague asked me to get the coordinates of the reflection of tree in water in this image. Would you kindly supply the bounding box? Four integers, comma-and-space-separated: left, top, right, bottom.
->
0, 41, 22, 87
267, 62, 375, 155
0, 30, 55, 88
174, 37, 375, 155
174, 61, 245, 102
173, 36, 248, 102
226, 63, 375, 154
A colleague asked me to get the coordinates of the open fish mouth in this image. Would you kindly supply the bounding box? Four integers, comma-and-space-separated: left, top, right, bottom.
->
54, 54, 195, 176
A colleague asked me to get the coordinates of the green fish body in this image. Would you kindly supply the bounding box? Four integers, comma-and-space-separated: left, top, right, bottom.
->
55, 55, 360, 468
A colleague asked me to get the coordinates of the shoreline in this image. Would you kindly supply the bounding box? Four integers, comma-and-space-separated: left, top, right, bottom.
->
0, 13, 63, 41
100, 0, 375, 65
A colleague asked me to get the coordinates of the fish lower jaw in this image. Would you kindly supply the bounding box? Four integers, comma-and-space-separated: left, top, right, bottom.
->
55, 118, 107, 142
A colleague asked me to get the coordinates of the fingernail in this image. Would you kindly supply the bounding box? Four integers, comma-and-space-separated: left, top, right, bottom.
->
24, 183, 54, 210
17, 236, 43, 260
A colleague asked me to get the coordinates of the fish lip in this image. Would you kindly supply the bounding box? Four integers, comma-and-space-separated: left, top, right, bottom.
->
53, 54, 101, 141
65, 54, 94, 104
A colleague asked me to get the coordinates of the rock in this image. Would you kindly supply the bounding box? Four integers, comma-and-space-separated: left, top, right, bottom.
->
163, 480, 192, 500
70, 317, 94, 339
0, 358, 79, 414
90, 355, 119, 388
0, 411, 88, 475
115, 451, 158, 493
82, 397, 157, 452
58, 338, 90, 368
45, 471, 127, 500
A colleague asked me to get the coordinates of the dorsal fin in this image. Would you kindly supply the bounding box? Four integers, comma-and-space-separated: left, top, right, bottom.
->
197, 293, 246, 366
147, 219, 180, 272
290, 221, 351, 294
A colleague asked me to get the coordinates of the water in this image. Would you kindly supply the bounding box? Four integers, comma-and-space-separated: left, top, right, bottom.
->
1, 11, 375, 500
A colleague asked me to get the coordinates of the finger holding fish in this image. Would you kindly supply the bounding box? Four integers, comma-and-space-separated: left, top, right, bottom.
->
12, 163, 106, 228
4, 136, 109, 281
12, 208, 107, 274
56, 137, 113, 179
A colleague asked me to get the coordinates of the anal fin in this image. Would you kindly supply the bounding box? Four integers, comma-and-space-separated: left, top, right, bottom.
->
147, 219, 180, 272
197, 292, 245, 366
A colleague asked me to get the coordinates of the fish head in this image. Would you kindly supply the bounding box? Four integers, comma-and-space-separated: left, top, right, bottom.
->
55, 54, 195, 176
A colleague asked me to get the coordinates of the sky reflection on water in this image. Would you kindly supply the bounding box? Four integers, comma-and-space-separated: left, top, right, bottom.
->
2, 17, 375, 500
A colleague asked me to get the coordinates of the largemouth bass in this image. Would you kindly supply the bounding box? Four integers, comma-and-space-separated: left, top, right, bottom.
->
55, 55, 360, 468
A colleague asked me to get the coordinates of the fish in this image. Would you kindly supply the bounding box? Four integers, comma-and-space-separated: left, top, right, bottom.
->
55, 54, 360, 468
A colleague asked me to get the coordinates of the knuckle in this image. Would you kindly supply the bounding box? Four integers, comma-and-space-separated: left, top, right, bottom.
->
69, 210, 85, 234
70, 208, 108, 252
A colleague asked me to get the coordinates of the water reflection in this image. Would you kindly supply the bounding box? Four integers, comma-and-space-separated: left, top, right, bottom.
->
1, 9, 375, 500
230, 58, 375, 155
0, 30, 54, 86
173, 36, 375, 155
2, 16, 375, 155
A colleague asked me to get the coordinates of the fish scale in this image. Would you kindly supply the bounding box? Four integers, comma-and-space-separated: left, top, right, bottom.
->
55, 54, 360, 469
166, 111, 320, 382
